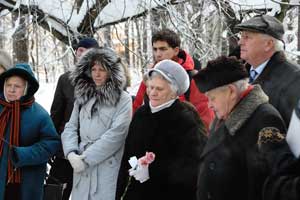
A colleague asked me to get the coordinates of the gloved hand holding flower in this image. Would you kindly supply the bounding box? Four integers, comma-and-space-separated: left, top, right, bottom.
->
129, 152, 155, 183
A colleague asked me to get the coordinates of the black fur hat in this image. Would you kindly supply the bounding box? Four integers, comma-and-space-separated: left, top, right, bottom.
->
194, 56, 249, 93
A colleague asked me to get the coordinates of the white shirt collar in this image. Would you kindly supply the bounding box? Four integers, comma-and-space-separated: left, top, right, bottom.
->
150, 99, 176, 113
250, 59, 269, 80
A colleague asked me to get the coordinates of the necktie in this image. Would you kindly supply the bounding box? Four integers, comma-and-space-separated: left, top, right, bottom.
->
249, 70, 258, 84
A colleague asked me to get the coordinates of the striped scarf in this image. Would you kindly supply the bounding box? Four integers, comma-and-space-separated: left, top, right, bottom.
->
0, 97, 34, 183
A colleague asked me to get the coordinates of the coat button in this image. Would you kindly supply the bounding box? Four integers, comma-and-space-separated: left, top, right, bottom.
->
209, 162, 215, 170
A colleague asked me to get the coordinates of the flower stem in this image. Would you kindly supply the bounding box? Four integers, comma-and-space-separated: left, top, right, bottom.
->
120, 176, 132, 200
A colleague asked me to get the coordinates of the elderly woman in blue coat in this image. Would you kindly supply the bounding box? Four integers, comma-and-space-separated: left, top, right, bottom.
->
0, 63, 59, 200
61, 47, 132, 200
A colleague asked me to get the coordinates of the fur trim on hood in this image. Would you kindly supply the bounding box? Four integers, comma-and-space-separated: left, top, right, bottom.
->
70, 47, 126, 106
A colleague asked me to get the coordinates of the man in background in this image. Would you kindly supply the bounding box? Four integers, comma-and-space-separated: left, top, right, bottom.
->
132, 29, 214, 131
48, 37, 99, 200
235, 15, 300, 126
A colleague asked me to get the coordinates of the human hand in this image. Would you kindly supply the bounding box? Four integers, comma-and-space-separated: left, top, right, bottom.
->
67, 152, 87, 173
129, 164, 149, 183
128, 152, 155, 183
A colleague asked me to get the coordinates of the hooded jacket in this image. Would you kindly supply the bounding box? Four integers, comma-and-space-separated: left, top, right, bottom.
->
61, 48, 132, 200
0, 63, 59, 200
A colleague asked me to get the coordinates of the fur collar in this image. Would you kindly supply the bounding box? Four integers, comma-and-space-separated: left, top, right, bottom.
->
225, 84, 269, 136
70, 48, 126, 106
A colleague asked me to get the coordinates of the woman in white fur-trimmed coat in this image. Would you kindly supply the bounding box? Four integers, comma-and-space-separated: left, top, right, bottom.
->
61, 47, 132, 200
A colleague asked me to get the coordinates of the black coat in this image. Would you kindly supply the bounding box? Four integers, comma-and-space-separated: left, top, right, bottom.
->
197, 85, 287, 200
252, 51, 300, 125
116, 100, 207, 200
263, 99, 300, 200
50, 71, 75, 134
263, 154, 300, 200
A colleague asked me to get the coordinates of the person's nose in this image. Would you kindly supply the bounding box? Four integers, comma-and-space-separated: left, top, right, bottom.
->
238, 38, 243, 46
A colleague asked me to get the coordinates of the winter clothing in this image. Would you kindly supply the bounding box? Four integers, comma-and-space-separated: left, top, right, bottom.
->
48, 71, 74, 200
50, 71, 75, 134
74, 37, 99, 50
61, 48, 132, 200
147, 59, 190, 95
116, 100, 207, 200
0, 50, 12, 71
235, 15, 284, 41
197, 85, 287, 200
0, 63, 59, 200
132, 50, 214, 131
250, 51, 300, 126
194, 56, 248, 93
263, 99, 300, 200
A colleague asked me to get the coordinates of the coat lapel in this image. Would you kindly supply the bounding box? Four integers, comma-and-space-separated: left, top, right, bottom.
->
200, 123, 227, 159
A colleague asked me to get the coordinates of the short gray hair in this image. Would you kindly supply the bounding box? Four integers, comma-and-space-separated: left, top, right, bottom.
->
261, 34, 284, 51
147, 71, 178, 96
232, 78, 249, 94
212, 78, 248, 94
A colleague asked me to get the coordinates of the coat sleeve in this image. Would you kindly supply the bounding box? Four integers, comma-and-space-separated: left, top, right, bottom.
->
263, 154, 300, 200
61, 101, 81, 156
10, 111, 60, 167
132, 82, 146, 113
82, 95, 132, 167
50, 74, 66, 133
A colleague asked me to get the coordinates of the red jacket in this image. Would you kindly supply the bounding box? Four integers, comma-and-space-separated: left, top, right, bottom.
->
132, 50, 214, 131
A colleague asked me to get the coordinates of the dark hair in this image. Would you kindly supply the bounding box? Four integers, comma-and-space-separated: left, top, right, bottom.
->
151, 29, 181, 48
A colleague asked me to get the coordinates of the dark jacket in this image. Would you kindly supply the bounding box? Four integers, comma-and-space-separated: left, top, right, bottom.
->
132, 50, 214, 131
263, 99, 300, 200
50, 71, 75, 134
252, 51, 300, 125
0, 64, 59, 200
116, 100, 207, 200
197, 85, 286, 200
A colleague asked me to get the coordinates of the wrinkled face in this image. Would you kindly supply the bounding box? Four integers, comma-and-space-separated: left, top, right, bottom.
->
4, 76, 26, 102
238, 31, 270, 66
152, 41, 179, 62
206, 85, 237, 120
76, 47, 88, 59
91, 63, 109, 87
147, 75, 176, 107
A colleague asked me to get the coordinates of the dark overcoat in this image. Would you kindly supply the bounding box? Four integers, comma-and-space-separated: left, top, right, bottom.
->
116, 100, 207, 200
197, 85, 286, 200
252, 51, 300, 125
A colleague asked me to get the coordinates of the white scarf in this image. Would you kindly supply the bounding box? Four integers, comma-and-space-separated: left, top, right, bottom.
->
150, 98, 176, 113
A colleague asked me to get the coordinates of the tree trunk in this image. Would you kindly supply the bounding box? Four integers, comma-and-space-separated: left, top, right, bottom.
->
124, 22, 130, 66
103, 26, 112, 47
0, 18, 4, 49
135, 19, 142, 69
12, 12, 29, 63
131, 22, 136, 68
142, 15, 148, 72
297, 7, 300, 64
